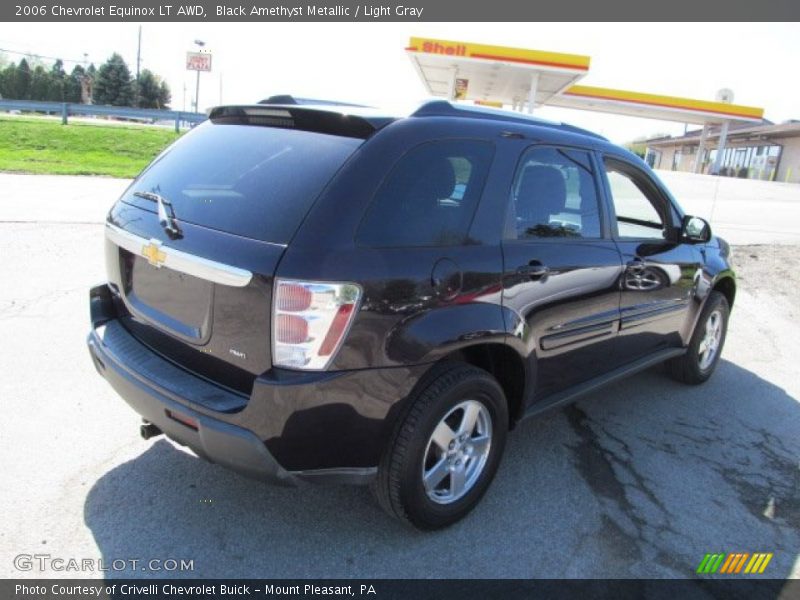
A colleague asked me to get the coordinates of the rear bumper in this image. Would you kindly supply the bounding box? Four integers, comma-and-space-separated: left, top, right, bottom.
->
88, 322, 299, 486
87, 284, 427, 485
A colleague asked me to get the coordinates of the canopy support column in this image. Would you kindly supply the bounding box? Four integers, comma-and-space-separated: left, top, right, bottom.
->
527, 72, 539, 114
694, 124, 709, 174
447, 68, 457, 101
710, 121, 730, 175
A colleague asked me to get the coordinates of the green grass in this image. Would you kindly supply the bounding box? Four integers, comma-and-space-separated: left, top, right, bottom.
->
0, 115, 182, 178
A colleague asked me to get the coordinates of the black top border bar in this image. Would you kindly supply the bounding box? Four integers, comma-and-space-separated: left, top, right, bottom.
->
2, 0, 799, 22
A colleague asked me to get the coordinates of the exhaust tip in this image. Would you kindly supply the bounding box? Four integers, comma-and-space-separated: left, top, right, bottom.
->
140, 422, 163, 440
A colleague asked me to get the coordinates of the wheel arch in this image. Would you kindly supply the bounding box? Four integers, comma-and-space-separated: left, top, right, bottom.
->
436, 343, 529, 429
712, 274, 736, 309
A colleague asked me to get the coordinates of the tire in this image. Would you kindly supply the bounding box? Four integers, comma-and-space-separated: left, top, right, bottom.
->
667, 291, 730, 385
372, 362, 508, 530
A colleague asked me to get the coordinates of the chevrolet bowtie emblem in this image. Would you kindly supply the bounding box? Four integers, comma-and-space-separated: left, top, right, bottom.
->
142, 240, 166, 268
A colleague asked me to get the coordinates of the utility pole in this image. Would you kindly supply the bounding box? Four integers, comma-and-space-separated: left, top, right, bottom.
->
134, 26, 142, 107
136, 26, 142, 80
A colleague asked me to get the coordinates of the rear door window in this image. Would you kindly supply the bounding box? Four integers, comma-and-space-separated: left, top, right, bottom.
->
356, 140, 495, 247
120, 121, 362, 243
507, 146, 602, 240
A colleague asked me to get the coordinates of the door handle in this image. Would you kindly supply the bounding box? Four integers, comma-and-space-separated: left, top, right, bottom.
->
517, 262, 550, 280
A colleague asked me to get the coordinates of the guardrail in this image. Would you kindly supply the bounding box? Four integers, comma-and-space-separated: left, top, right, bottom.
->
0, 99, 206, 132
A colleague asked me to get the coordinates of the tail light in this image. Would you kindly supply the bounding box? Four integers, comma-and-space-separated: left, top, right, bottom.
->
272, 279, 362, 370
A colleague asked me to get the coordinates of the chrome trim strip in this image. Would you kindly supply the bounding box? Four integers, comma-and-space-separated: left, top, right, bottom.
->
105, 223, 253, 288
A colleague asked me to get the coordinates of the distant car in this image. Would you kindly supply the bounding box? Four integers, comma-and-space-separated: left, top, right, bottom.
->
87, 98, 735, 529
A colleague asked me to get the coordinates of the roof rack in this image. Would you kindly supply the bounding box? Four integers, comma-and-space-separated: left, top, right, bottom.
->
259, 95, 371, 108
411, 100, 607, 140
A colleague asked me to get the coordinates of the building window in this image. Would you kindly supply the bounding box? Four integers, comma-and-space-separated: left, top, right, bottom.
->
709, 143, 782, 179
645, 148, 661, 168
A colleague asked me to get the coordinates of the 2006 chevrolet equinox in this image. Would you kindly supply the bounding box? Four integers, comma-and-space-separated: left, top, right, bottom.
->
87, 97, 734, 529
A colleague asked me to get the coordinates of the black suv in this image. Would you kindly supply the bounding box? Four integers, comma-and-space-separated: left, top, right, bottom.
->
87, 98, 734, 529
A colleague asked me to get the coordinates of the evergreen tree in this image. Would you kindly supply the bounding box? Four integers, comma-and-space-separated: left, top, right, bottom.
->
65, 65, 86, 103
51, 59, 65, 78
93, 53, 132, 106
29, 65, 50, 100
134, 69, 160, 108
15, 58, 31, 99
134, 69, 171, 109
157, 80, 171, 109
0, 63, 17, 98
48, 59, 66, 101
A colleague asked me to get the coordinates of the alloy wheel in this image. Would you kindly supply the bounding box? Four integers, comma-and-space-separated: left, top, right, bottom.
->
421, 400, 492, 504
698, 309, 723, 370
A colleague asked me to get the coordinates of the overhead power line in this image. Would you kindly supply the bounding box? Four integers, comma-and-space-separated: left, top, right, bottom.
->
0, 47, 93, 65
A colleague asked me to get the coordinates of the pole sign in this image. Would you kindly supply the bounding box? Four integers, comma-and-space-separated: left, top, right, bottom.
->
186, 52, 212, 71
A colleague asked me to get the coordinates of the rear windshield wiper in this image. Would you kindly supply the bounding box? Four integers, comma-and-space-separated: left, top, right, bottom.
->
133, 191, 183, 239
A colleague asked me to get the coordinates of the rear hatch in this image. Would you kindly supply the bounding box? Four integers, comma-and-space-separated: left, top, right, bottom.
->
104, 106, 376, 397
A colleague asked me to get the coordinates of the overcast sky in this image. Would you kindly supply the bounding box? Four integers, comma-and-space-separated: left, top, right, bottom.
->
1, 22, 797, 143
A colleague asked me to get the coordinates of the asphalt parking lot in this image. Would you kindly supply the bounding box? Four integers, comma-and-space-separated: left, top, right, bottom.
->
0, 173, 798, 579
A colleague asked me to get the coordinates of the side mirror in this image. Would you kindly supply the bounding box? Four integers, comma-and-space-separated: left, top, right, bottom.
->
682, 215, 712, 243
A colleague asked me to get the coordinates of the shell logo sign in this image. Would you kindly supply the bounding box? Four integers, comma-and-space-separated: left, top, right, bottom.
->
407, 37, 590, 72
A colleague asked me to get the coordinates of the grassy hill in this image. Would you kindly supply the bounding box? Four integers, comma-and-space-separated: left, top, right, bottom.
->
0, 115, 182, 178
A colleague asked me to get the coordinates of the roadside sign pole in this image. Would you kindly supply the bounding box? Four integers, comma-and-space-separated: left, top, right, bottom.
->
195, 69, 200, 112
186, 48, 211, 113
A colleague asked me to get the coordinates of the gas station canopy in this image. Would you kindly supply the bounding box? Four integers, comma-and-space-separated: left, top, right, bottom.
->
551, 85, 763, 125
406, 37, 764, 125
406, 37, 589, 110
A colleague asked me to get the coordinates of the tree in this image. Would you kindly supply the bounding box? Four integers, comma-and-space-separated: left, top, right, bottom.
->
65, 65, 86, 103
134, 69, 160, 108
134, 69, 172, 109
15, 58, 31, 99
47, 59, 66, 101
157, 80, 171, 109
92, 53, 133, 106
0, 63, 17, 99
29, 64, 50, 100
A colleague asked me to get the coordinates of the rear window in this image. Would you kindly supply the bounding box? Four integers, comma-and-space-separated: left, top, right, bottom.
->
121, 121, 361, 243
356, 140, 495, 247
